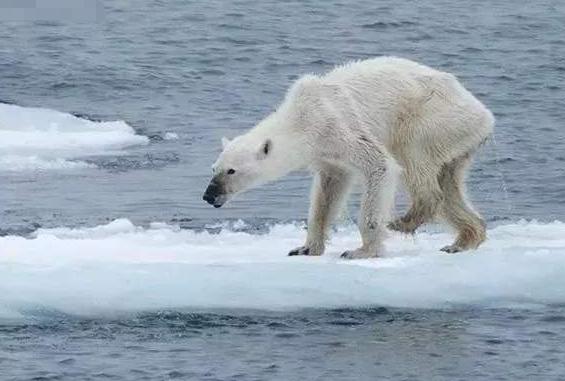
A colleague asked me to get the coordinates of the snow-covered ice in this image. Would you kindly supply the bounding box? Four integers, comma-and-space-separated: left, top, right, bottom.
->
0, 103, 148, 171
1, 219, 564, 319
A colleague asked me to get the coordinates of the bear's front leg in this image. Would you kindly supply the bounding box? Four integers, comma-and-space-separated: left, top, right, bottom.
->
289, 166, 352, 256
341, 154, 397, 259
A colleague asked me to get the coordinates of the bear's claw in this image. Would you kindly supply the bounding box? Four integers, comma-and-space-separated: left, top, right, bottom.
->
288, 247, 310, 256
387, 219, 417, 234
440, 244, 462, 254
340, 248, 376, 260
340, 251, 353, 259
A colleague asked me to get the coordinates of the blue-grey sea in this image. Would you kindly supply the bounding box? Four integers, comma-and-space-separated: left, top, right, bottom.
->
1, 1, 565, 380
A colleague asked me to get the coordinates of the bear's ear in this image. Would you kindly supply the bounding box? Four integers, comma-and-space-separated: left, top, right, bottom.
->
221, 137, 230, 149
257, 139, 272, 160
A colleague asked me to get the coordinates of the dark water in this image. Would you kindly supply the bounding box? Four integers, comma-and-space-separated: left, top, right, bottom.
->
1, 0, 565, 380
2, 307, 565, 381
1, 0, 565, 233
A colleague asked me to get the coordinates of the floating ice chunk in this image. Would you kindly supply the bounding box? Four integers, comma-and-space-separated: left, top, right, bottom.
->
0, 103, 148, 171
0, 220, 564, 319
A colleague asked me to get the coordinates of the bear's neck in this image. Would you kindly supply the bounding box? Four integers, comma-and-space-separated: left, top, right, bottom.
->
251, 112, 310, 179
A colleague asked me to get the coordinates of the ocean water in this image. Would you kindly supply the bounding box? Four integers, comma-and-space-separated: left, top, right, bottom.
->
1, 0, 565, 380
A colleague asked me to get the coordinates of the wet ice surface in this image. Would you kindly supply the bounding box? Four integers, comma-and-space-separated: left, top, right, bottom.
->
2, 220, 565, 316
1, 0, 565, 379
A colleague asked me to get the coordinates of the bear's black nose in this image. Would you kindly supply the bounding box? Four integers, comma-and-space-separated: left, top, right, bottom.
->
203, 181, 221, 205
202, 192, 215, 204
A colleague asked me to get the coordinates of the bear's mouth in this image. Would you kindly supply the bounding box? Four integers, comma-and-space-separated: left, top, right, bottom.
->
213, 194, 228, 208
203, 193, 229, 208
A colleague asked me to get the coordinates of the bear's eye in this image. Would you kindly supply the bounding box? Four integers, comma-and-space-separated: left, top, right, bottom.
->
227, 168, 236, 175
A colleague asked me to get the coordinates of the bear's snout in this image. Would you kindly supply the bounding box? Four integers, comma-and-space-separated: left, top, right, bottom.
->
203, 180, 225, 208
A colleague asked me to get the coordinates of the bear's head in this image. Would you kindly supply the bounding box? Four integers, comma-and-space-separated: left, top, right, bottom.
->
203, 136, 273, 208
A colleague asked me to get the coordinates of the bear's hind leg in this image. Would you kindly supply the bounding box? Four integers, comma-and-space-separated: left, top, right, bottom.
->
388, 164, 443, 234
438, 153, 486, 253
289, 165, 352, 256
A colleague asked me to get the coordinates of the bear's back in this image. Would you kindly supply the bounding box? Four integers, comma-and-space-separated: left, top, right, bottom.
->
320, 56, 445, 86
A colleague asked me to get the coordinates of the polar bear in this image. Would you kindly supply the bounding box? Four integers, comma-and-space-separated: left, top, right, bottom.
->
203, 57, 494, 259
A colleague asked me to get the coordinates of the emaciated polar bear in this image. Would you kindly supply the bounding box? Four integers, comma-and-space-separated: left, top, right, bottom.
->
203, 57, 494, 259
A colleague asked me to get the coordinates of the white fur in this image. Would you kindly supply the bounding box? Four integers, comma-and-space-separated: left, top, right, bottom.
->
210, 57, 494, 258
